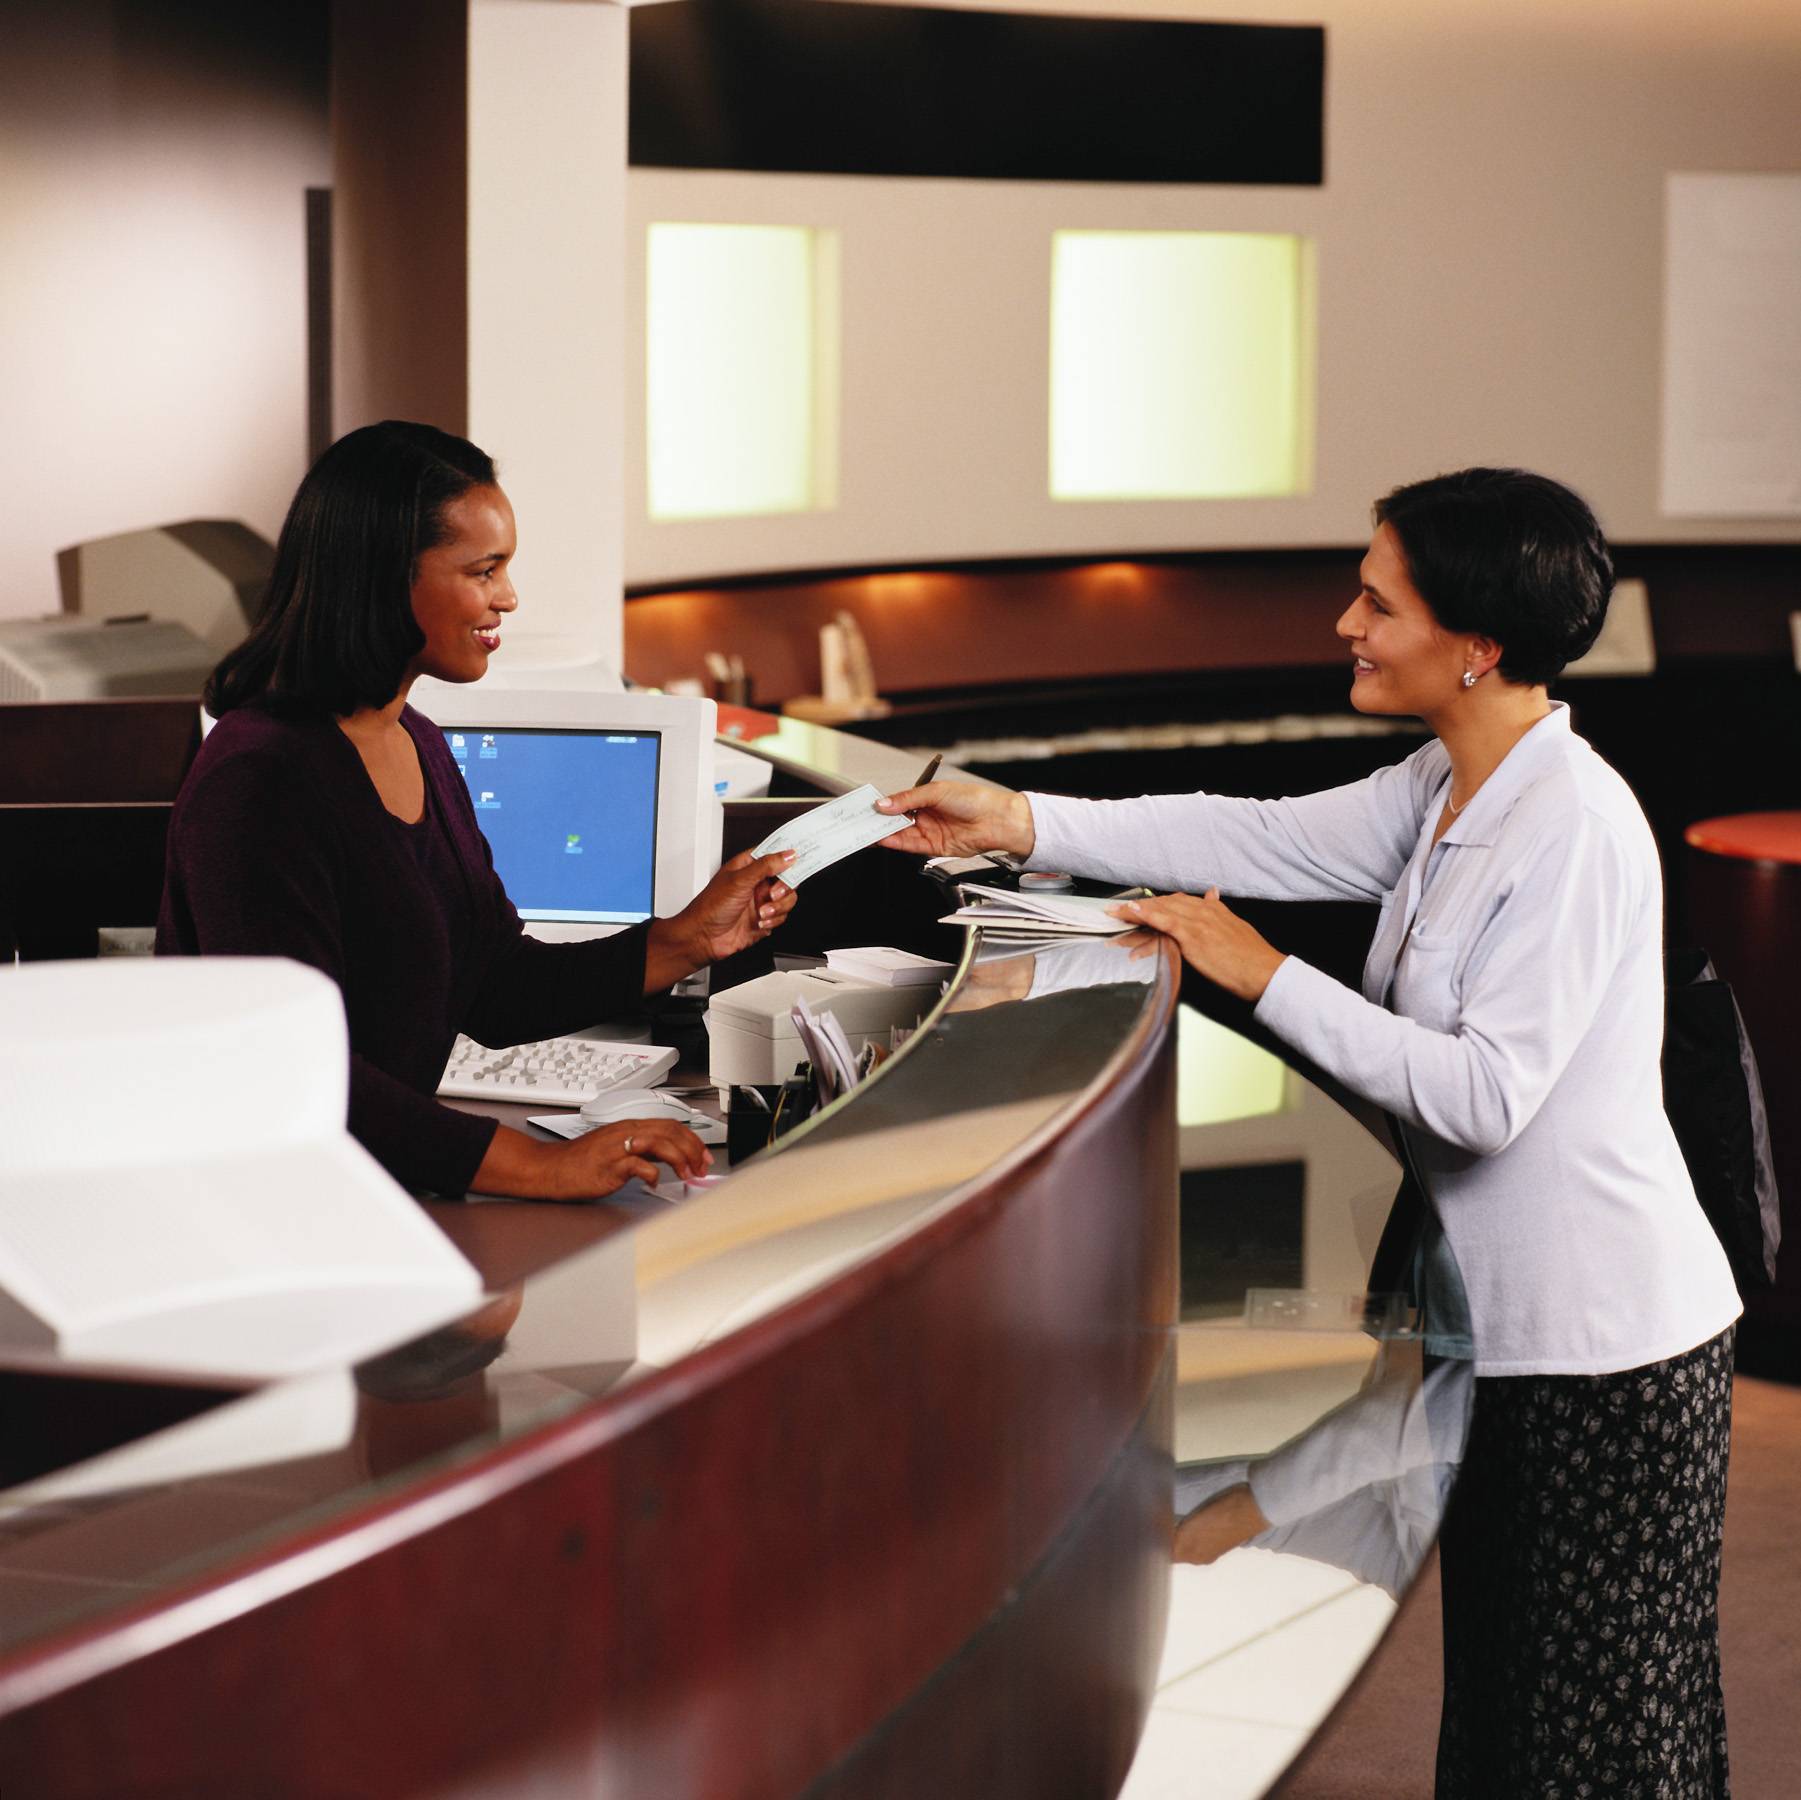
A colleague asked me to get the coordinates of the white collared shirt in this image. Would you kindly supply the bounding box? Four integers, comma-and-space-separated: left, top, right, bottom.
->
1027, 705, 1741, 1375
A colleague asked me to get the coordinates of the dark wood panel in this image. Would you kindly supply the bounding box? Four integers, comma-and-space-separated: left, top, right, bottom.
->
0, 957, 1180, 1800
1616, 544, 1801, 662
624, 545, 1801, 705
0, 804, 172, 960
807, 1360, 1173, 1800
627, 554, 1357, 704
0, 700, 198, 804
305, 185, 333, 462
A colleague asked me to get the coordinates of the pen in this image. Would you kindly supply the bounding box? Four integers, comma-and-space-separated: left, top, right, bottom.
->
914, 753, 942, 788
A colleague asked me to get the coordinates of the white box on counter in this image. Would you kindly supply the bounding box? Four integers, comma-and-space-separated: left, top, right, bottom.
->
705, 969, 939, 1086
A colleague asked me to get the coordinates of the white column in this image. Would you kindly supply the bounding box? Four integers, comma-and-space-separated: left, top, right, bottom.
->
466, 0, 628, 674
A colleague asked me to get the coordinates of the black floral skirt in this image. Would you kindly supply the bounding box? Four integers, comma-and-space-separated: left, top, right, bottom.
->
1435, 1326, 1735, 1799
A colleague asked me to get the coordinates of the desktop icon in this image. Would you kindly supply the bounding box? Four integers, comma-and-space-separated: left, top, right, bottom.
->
479, 790, 496, 806
450, 733, 465, 751
565, 833, 583, 855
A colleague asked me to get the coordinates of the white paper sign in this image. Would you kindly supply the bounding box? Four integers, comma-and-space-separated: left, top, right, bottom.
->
1661, 173, 1801, 517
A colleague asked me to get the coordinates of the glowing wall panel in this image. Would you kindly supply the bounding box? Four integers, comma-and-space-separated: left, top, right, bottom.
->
1177, 1006, 1290, 1128
647, 222, 838, 521
1050, 231, 1313, 502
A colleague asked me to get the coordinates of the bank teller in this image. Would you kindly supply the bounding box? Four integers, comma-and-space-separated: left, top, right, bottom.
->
158, 421, 795, 1201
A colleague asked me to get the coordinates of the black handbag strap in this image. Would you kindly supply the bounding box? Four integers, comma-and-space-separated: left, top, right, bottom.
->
1664, 946, 1780, 1289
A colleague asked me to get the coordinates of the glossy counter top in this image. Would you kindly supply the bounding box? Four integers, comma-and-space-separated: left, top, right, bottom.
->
0, 925, 1163, 1680
0, 920, 1466, 1742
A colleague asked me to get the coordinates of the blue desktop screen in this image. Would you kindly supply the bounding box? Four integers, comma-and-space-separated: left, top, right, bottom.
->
444, 727, 661, 924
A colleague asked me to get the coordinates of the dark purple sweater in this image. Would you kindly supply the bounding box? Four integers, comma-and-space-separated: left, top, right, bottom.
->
156, 702, 650, 1195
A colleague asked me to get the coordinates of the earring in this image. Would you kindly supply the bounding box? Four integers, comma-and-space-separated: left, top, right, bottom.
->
1462, 669, 1478, 689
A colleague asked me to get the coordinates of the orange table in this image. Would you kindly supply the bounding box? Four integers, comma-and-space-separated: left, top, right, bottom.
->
1685, 812, 1801, 866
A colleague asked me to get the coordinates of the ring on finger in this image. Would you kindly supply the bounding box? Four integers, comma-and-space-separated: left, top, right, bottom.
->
624, 1136, 633, 1154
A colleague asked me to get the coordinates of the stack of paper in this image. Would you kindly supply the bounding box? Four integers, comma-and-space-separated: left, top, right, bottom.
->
790, 995, 865, 1102
939, 883, 1135, 937
823, 946, 955, 987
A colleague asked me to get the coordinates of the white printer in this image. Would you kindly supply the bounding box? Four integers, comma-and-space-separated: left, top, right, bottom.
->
706, 969, 937, 1085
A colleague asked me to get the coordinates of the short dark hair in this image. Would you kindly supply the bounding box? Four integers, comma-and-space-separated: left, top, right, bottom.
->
207, 421, 497, 717
1372, 468, 1614, 686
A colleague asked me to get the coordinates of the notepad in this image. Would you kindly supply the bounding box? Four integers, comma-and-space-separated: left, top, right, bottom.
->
823, 946, 956, 987
939, 884, 1135, 936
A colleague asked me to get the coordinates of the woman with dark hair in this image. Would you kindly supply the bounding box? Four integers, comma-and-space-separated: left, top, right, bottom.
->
159, 420, 795, 1201
877, 469, 1741, 1796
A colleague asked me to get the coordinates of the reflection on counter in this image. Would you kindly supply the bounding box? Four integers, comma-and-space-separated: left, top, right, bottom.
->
1128, 1316, 1472, 1800
1177, 1334, 1470, 1601
1136, 1150, 1473, 1800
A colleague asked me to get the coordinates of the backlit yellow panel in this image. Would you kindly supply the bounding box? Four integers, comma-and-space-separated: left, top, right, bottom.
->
1177, 1004, 1290, 1126
1050, 231, 1314, 501
648, 223, 839, 520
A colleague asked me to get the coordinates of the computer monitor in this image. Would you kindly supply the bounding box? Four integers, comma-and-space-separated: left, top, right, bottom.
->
58, 520, 273, 659
407, 682, 723, 942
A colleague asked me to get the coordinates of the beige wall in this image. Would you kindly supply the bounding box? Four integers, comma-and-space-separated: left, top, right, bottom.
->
625, 0, 1801, 587
0, 1, 328, 622
466, 0, 630, 665
5, 1, 1797, 627
333, 0, 630, 665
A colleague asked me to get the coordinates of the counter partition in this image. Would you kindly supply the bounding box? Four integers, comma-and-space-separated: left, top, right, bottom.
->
0, 719, 1467, 1799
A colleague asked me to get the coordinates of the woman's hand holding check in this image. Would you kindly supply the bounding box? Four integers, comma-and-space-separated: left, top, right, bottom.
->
1112, 889, 1287, 1004
874, 781, 1036, 861
876, 779, 1286, 1001
644, 848, 798, 992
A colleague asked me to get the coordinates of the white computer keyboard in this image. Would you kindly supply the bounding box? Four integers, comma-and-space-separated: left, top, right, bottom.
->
437, 1035, 678, 1108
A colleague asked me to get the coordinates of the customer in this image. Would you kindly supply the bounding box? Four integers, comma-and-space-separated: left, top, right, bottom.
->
878, 468, 1741, 1796
159, 421, 794, 1201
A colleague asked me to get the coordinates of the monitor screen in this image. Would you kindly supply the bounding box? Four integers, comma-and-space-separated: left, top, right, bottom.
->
445, 726, 661, 924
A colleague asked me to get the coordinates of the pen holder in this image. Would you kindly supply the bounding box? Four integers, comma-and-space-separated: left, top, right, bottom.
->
726, 1067, 817, 1162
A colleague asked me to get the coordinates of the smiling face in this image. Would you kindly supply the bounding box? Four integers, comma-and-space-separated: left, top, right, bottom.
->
1336, 523, 1476, 721
406, 483, 518, 687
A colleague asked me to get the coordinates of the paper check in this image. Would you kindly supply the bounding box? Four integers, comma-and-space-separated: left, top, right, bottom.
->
752, 782, 910, 886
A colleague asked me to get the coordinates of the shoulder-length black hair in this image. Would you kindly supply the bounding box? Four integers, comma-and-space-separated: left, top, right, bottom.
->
207, 421, 497, 717
1373, 467, 1614, 686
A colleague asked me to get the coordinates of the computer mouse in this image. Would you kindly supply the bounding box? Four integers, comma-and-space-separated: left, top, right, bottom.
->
579, 1088, 726, 1144
579, 1088, 700, 1125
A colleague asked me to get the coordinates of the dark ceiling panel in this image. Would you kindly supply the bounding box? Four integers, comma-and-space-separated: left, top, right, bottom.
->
630, 0, 1325, 187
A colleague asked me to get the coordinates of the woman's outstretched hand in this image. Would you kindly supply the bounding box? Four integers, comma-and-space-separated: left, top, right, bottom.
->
1112, 888, 1286, 1003
873, 780, 1036, 860
647, 848, 797, 988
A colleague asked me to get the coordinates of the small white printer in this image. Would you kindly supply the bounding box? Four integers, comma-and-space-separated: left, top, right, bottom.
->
706, 969, 937, 1085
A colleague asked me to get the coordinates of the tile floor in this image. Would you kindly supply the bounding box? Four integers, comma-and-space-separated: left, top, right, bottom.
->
1119, 1547, 1395, 1800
